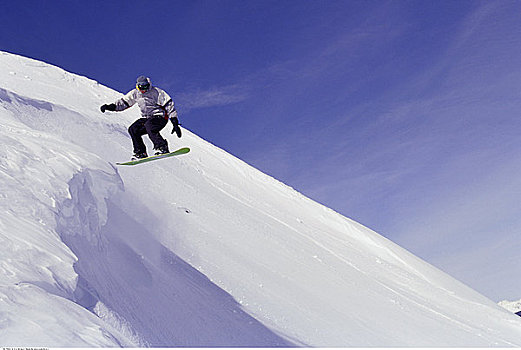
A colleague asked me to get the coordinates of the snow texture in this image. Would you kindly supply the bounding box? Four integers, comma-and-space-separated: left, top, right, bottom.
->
1, 50, 521, 347
499, 299, 521, 314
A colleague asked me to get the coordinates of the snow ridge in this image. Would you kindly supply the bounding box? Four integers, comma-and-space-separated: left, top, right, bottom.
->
57, 169, 294, 347
1, 50, 521, 347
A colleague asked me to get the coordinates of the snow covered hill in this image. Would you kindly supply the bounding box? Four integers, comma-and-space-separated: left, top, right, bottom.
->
1, 51, 521, 347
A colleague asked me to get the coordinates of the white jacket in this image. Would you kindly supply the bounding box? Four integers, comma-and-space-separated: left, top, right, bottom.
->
115, 86, 178, 119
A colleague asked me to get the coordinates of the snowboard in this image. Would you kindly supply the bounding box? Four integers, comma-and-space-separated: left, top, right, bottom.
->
116, 147, 190, 166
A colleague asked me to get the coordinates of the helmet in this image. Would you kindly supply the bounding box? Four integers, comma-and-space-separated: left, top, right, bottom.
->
136, 75, 151, 93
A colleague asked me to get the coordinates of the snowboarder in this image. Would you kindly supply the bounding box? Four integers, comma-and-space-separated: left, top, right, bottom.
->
100, 76, 182, 160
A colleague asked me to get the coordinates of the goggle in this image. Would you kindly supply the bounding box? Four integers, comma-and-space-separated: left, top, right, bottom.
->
136, 83, 150, 92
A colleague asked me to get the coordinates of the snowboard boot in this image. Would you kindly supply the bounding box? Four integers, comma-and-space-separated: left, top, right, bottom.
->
131, 151, 148, 160
154, 143, 170, 155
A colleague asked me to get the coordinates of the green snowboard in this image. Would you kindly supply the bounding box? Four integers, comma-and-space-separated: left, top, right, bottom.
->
116, 147, 190, 166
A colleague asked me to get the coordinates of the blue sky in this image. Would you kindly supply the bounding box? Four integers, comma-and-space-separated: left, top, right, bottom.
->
2, 0, 521, 301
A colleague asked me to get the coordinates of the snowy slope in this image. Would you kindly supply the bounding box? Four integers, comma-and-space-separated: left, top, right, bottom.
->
1, 51, 521, 347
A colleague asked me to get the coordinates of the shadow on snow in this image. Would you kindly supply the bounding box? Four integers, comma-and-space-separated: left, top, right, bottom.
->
57, 170, 296, 347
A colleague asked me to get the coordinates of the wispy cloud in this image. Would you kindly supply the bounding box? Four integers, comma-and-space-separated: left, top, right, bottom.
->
174, 4, 409, 116
176, 83, 250, 112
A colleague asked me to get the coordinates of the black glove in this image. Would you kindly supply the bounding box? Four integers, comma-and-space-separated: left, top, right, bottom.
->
100, 103, 116, 113
170, 116, 182, 138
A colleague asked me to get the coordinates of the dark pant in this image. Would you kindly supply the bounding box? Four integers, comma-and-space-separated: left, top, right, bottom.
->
128, 117, 168, 154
